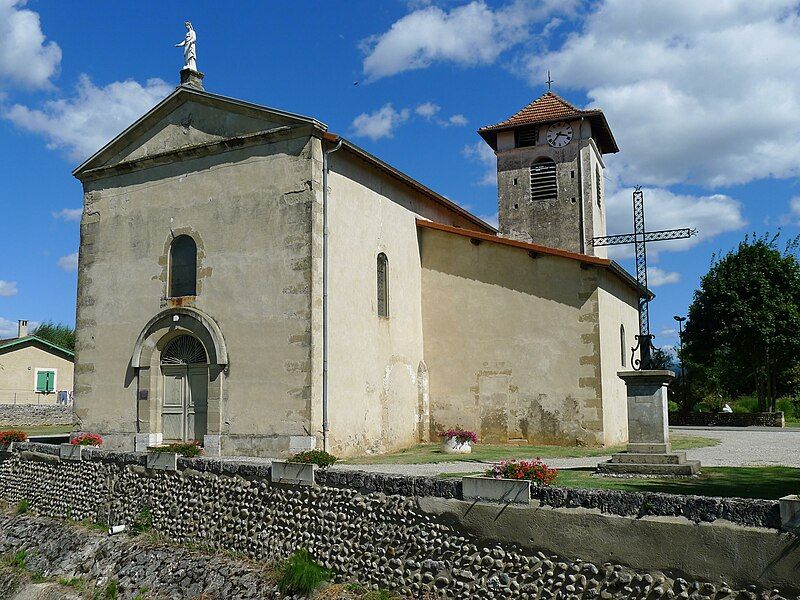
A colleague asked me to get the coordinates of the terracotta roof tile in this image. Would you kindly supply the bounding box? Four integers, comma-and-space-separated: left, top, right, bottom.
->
479, 92, 593, 131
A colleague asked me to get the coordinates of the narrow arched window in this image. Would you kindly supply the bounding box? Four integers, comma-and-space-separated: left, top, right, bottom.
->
620, 324, 626, 367
530, 158, 557, 201
170, 235, 197, 297
377, 253, 389, 317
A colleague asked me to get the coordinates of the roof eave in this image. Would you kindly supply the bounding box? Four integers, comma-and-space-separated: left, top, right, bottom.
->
0, 335, 75, 359
73, 85, 327, 179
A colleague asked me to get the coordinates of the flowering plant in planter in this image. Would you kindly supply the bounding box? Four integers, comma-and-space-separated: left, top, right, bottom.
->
149, 440, 203, 457
438, 428, 478, 444
291, 449, 338, 469
0, 430, 27, 444
488, 459, 558, 486
71, 433, 103, 447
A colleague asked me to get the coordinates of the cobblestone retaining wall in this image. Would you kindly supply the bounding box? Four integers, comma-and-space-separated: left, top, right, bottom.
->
669, 411, 785, 427
0, 445, 794, 599
0, 404, 74, 427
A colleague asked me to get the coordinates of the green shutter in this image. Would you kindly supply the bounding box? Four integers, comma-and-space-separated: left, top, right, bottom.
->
36, 371, 54, 392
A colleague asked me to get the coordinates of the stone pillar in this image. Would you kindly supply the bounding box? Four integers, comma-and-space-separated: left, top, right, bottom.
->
597, 370, 700, 476
180, 68, 204, 90
620, 370, 673, 454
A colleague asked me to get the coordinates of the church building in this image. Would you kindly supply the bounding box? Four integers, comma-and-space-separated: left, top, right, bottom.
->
71, 69, 642, 457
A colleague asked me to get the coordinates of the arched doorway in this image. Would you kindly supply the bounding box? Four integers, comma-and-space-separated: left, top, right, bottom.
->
160, 335, 208, 442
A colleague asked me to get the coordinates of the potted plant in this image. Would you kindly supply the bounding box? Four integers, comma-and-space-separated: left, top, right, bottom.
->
0, 430, 27, 453
439, 428, 478, 454
61, 433, 104, 461
147, 440, 203, 470
272, 449, 337, 486
463, 458, 557, 504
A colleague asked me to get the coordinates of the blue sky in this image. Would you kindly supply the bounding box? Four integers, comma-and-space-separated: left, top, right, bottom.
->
2, 0, 800, 350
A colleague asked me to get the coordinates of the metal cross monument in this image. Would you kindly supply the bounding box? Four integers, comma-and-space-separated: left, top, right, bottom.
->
591, 187, 697, 369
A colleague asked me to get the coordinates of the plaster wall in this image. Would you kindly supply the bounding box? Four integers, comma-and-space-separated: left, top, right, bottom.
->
75, 125, 316, 455
323, 149, 425, 457
597, 270, 641, 445
0, 345, 74, 405
419, 227, 605, 446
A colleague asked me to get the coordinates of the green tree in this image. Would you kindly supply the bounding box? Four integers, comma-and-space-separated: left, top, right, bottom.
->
683, 233, 800, 412
31, 321, 75, 352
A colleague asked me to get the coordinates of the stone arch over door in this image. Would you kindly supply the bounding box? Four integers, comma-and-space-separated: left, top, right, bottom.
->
130, 307, 227, 452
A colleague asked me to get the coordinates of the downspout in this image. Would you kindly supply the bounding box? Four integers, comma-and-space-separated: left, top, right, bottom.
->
322, 134, 342, 453
577, 117, 586, 254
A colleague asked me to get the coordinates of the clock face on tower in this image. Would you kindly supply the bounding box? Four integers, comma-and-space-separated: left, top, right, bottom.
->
546, 122, 574, 148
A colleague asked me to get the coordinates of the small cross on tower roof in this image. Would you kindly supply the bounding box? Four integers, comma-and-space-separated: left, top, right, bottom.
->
546, 70, 554, 92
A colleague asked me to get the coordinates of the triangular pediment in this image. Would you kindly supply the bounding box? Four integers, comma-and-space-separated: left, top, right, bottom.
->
74, 87, 326, 177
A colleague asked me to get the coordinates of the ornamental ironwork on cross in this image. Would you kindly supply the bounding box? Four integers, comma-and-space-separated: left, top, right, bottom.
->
591, 187, 697, 370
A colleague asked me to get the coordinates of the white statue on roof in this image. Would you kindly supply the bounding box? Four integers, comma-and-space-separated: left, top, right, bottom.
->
175, 21, 197, 72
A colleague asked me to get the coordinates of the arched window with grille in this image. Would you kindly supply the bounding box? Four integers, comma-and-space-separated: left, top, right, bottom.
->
170, 235, 197, 297
377, 252, 389, 317
529, 158, 557, 201
620, 324, 626, 367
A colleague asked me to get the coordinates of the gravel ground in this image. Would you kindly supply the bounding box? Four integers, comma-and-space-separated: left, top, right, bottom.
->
222, 427, 800, 477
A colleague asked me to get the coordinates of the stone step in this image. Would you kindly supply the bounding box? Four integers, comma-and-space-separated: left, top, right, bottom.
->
596, 460, 701, 476
609, 452, 687, 465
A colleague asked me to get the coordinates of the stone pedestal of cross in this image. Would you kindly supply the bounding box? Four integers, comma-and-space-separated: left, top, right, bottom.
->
597, 370, 701, 475
591, 187, 696, 369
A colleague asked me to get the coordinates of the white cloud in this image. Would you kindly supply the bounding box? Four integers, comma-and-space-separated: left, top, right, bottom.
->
4, 74, 171, 161
605, 186, 746, 258
0, 317, 17, 338
462, 141, 496, 186
647, 267, 680, 287
415, 102, 441, 118
57, 252, 78, 272
0, 0, 61, 89
525, 0, 800, 187
350, 103, 411, 140
448, 114, 468, 126
362, 0, 575, 81
52, 207, 82, 222
0, 280, 17, 297
779, 196, 800, 225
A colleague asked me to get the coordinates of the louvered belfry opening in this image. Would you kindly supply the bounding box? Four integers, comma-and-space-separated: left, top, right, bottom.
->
161, 335, 207, 365
530, 158, 558, 201
515, 126, 538, 148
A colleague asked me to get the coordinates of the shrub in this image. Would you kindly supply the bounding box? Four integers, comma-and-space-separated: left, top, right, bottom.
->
776, 396, 799, 420
277, 549, 331, 595
0, 430, 27, 444
438, 428, 478, 444
15, 499, 29, 514
130, 508, 152, 535
71, 433, 103, 447
291, 449, 338, 469
732, 396, 759, 414
487, 459, 558, 486
149, 441, 203, 457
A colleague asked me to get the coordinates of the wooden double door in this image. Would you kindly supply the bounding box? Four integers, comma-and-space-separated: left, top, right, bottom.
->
161, 365, 208, 442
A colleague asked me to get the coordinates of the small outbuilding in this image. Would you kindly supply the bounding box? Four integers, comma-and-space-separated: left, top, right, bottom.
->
0, 320, 74, 405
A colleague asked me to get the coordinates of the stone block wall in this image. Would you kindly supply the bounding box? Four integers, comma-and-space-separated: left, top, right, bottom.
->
669, 411, 785, 427
0, 404, 74, 427
0, 445, 795, 599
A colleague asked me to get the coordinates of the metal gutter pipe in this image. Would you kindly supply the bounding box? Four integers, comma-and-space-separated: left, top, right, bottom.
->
322, 135, 342, 453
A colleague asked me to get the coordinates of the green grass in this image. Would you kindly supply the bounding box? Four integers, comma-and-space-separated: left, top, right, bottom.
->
277, 550, 331, 596
443, 466, 800, 500
345, 433, 718, 465
18, 425, 72, 437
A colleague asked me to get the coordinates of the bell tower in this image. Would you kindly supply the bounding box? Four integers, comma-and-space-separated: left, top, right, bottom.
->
478, 91, 618, 256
